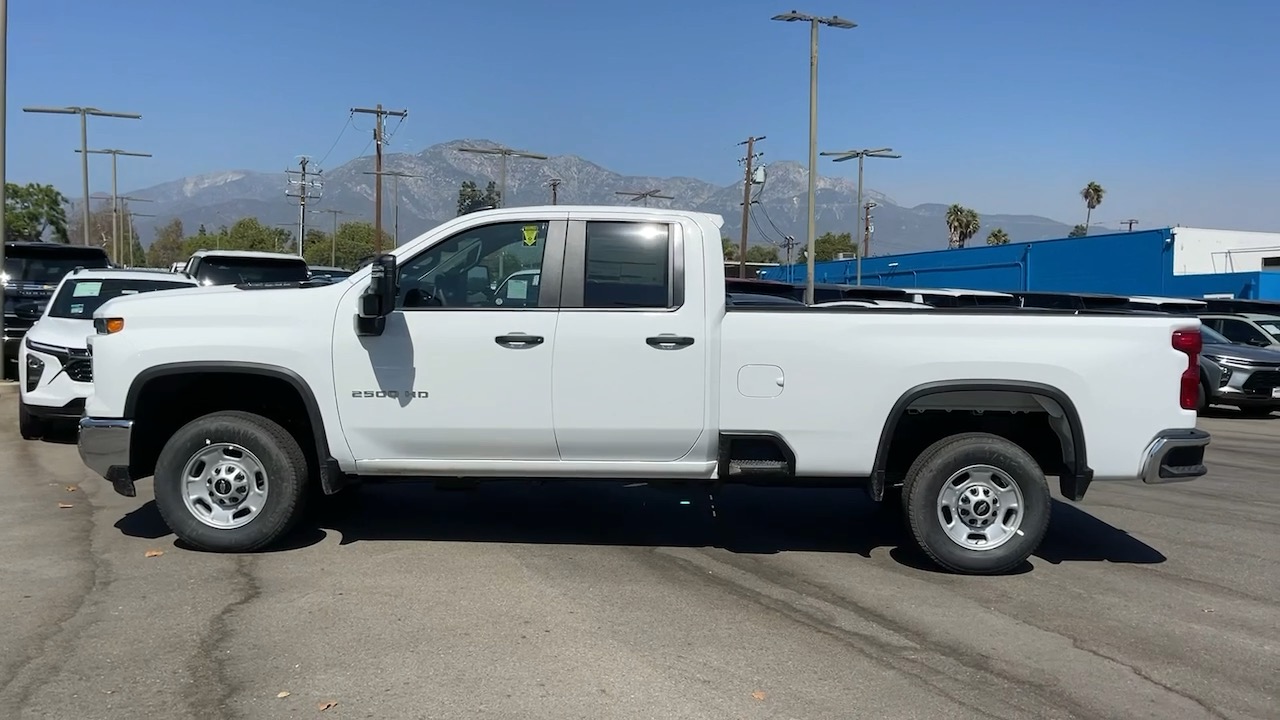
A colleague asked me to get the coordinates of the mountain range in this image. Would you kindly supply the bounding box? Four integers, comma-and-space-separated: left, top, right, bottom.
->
117, 138, 1080, 255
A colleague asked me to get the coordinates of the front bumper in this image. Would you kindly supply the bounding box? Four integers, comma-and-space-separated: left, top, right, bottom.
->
25, 397, 86, 419
78, 417, 137, 497
1140, 428, 1210, 484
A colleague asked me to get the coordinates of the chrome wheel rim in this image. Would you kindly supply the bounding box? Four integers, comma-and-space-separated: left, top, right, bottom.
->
935, 464, 1024, 551
180, 442, 269, 530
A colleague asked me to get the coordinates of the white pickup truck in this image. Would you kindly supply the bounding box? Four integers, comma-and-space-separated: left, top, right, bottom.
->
77, 206, 1210, 574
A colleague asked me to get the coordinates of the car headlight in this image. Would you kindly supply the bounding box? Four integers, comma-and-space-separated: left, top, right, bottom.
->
25, 353, 44, 392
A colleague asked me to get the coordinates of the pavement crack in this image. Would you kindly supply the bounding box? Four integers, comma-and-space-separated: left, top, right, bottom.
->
183, 555, 261, 720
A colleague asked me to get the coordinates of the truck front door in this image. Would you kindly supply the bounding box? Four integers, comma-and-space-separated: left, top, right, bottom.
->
332, 217, 568, 466
551, 215, 708, 462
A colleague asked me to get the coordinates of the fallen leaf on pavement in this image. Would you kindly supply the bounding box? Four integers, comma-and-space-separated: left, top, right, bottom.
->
316, 700, 338, 711
751, 691, 767, 701
144, 549, 164, 558
57, 503, 73, 509
276, 691, 290, 698
65, 485, 77, 492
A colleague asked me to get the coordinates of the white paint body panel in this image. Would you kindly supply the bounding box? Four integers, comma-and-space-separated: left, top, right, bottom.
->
85, 206, 1200, 484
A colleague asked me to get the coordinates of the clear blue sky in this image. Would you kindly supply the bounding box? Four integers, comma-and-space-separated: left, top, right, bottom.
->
7, 0, 1279, 230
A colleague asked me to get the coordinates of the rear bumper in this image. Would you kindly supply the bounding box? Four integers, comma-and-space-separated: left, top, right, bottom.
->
1140, 428, 1210, 484
78, 417, 137, 497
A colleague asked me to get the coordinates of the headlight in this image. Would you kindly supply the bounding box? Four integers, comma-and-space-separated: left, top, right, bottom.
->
25, 353, 44, 392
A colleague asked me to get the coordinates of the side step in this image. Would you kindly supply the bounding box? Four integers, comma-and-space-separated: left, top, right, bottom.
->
727, 459, 789, 477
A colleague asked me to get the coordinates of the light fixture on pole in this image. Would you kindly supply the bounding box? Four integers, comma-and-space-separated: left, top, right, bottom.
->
22, 105, 142, 245
455, 144, 549, 208
771, 9, 856, 304
614, 189, 674, 207
819, 147, 900, 284
76, 148, 151, 263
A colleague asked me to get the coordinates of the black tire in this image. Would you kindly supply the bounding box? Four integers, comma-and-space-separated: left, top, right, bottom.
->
153, 410, 310, 552
902, 432, 1051, 575
1197, 381, 1208, 413
18, 401, 45, 440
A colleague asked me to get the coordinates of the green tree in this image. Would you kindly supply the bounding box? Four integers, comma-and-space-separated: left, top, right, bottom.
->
721, 237, 737, 261
302, 221, 392, 269
147, 218, 188, 268
814, 232, 857, 261
457, 181, 502, 215
184, 217, 291, 254
945, 204, 980, 249
1080, 181, 1105, 234
4, 182, 69, 242
986, 228, 1010, 246
745, 244, 780, 263
1068, 224, 1088, 238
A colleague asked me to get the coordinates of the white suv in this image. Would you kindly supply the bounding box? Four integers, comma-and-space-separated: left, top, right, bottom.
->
18, 268, 198, 438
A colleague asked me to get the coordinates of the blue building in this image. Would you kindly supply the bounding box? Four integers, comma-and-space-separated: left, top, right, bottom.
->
759, 226, 1280, 301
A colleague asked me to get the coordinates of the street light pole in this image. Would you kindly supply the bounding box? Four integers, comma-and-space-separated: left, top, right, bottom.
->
455, 145, 549, 208
772, 10, 855, 303
76, 148, 151, 263
123, 211, 155, 266
819, 147, 901, 284
363, 170, 424, 246
22, 106, 142, 245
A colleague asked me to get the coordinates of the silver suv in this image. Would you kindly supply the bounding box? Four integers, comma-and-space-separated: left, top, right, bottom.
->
1199, 312, 1280, 350
1199, 324, 1280, 416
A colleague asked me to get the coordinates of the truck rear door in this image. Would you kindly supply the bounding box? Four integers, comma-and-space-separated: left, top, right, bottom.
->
551, 214, 707, 462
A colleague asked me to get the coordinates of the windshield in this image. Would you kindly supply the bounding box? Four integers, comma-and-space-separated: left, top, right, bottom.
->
48, 277, 194, 319
195, 257, 309, 285
1201, 326, 1231, 345
3, 247, 110, 285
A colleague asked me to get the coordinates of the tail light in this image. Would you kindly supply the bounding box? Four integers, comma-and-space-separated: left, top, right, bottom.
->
1172, 329, 1202, 410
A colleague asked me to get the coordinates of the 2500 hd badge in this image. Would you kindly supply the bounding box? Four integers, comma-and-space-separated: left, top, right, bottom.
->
351, 390, 430, 398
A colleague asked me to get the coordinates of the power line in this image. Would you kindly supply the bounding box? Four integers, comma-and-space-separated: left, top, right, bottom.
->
614, 188, 673, 207
363, 169, 423, 247
285, 156, 323, 257
351, 104, 408, 254
311, 208, 350, 266
22, 105, 142, 245
455, 144, 548, 209
75, 148, 151, 264
736, 135, 765, 279
316, 112, 353, 168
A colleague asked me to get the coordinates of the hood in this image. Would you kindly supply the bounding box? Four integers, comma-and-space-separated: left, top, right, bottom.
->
1201, 340, 1280, 364
24, 316, 95, 351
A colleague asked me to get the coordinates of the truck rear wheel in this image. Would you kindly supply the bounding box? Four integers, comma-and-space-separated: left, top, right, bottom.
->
153, 410, 309, 552
902, 432, 1051, 575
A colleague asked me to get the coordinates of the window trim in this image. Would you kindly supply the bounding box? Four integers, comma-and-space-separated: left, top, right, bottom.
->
393, 219, 568, 312
559, 219, 684, 311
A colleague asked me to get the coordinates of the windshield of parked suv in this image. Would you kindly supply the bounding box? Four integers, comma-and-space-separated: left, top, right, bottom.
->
1201, 326, 1232, 345
3, 246, 110, 285
195, 257, 309, 285
48, 278, 193, 319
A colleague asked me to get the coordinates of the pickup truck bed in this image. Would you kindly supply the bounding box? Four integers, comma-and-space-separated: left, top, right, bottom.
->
76, 206, 1210, 575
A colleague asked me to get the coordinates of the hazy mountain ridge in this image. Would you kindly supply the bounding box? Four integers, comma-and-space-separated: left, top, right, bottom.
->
119, 138, 1079, 253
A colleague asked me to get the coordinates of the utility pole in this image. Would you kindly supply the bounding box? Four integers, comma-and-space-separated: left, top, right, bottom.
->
863, 201, 877, 257
76, 148, 150, 263
547, 177, 561, 205
455, 144, 549, 209
23, 105, 142, 245
2, 0, 9, 377
285, 156, 323, 257
351, 104, 408, 254
1122, 219, 1139, 231
614, 188, 673, 208
124, 211, 155, 267
92, 193, 153, 265
311, 208, 349, 267
820, 147, 901, 285
736, 135, 766, 279
772, 11, 856, 302
363, 170, 423, 247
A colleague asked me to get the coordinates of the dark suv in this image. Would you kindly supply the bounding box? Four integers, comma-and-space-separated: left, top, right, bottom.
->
3, 242, 111, 378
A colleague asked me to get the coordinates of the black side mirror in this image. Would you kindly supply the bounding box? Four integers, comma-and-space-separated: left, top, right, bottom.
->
356, 254, 397, 336
14, 302, 43, 320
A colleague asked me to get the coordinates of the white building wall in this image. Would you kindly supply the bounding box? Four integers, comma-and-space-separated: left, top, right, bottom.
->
1171, 227, 1280, 275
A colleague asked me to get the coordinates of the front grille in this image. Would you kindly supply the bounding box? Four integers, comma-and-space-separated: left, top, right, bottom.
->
1241, 370, 1280, 395
65, 358, 92, 383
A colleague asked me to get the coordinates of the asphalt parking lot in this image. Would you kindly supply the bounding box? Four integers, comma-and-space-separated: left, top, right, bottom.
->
0, 394, 1275, 720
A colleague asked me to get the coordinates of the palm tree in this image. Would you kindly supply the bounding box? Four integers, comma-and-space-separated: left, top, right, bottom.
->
1080, 182, 1105, 235
946, 204, 981, 248
962, 208, 981, 246
986, 228, 1010, 246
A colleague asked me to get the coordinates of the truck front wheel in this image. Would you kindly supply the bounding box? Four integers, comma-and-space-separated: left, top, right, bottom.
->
902, 432, 1051, 575
153, 411, 310, 552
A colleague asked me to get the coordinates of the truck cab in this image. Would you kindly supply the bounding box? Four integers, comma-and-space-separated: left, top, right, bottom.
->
182, 249, 310, 286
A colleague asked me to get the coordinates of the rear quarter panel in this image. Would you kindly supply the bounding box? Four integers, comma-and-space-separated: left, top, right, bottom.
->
719, 309, 1199, 480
